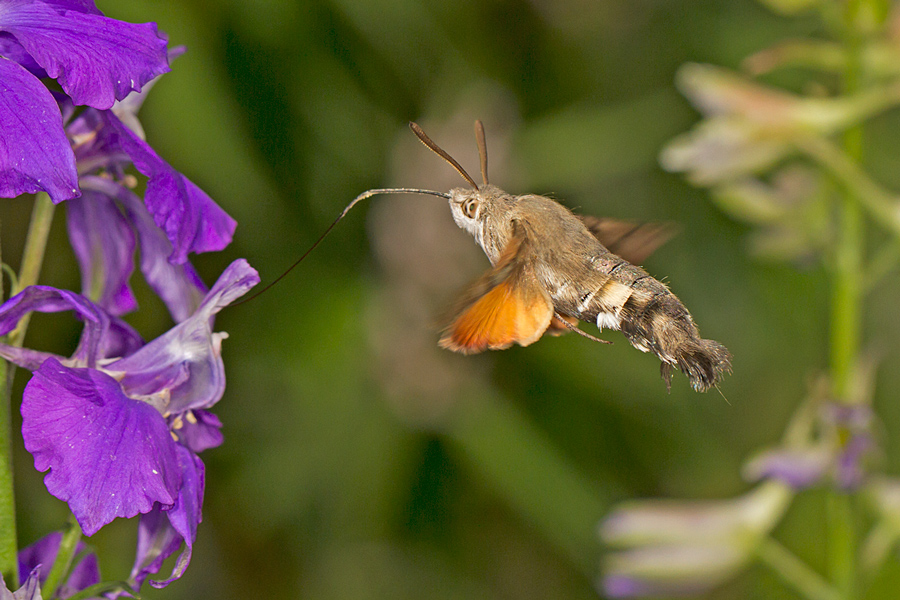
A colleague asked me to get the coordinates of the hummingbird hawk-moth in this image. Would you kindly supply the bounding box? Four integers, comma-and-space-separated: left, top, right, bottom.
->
247, 120, 731, 392
409, 120, 731, 392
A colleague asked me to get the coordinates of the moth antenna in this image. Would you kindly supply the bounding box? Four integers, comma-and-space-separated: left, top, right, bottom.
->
234, 187, 450, 306
409, 122, 479, 189
474, 120, 489, 186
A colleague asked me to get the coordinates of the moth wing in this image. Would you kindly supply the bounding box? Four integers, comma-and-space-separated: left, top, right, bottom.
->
440, 224, 553, 354
579, 216, 677, 264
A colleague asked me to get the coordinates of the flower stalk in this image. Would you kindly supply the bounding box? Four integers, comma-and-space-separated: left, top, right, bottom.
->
757, 538, 842, 600
41, 520, 82, 600
0, 223, 14, 589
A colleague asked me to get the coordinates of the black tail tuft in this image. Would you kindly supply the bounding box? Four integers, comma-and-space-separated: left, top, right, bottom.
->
662, 338, 732, 392
620, 285, 731, 393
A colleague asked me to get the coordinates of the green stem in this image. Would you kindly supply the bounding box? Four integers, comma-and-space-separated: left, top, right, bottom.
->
41, 521, 82, 600
796, 136, 900, 240
0, 192, 57, 587
0, 223, 14, 589
757, 538, 842, 600
822, 4, 866, 598
827, 492, 857, 599
859, 519, 900, 583
10, 193, 56, 345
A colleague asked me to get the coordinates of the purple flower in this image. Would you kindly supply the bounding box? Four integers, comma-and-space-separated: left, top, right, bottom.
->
65, 87, 234, 320
0, 259, 259, 588
18, 532, 100, 599
0, 0, 171, 202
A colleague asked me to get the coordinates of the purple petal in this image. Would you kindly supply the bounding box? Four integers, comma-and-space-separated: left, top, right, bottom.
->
1, 568, 41, 600
0, 56, 78, 202
110, 260, 259, 413
0, 32, 44, 75
0, 285, 143, 367
601, 574, 653, 598
22, 358, 181, 535
743, 448, 831, 489
0, 0, 169, 109
39, 0, 102, 15
17, 532, 100, 599
100, 112, 236, 263
836, 435, 872, 490
81, 175, 206, 322
128, 508, 181, 592
0, 345, 61, 371
173, 409, 223, 453
66, 189, 138, 316
198, 258, 261, 315
131, 446, 204, 590
150, 447, 204, 588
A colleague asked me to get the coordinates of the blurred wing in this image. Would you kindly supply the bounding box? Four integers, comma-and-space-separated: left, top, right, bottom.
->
440, 223, 553, 354
579, 216, 677, 264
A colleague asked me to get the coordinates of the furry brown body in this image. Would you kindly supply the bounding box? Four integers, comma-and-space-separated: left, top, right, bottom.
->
446, 184, 731, 392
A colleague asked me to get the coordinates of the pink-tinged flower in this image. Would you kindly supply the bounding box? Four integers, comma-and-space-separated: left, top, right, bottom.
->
17, 532, 99, 599
660, 63, 900, 185
0, 0, 170, 202
0, 259, 259, 588
599, 482, 793, 597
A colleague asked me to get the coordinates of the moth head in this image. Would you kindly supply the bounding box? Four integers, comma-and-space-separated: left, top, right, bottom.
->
449, 185, 516, 259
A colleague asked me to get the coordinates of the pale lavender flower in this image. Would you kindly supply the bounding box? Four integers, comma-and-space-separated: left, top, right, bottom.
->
600, 482, 792, 597
0, 569, 41, 600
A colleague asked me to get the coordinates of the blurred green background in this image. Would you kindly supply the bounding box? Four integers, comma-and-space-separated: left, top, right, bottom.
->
7, 0, 900, 598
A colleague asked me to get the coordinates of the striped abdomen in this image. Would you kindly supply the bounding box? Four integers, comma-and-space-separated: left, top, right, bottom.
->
539, 252, 731, 392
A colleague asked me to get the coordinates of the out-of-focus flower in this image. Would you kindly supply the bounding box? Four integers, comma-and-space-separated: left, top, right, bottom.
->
0, 259, 259, 588
711, 166, 830, 262
599, 481, 793, 597
745, 368, 877, 491
660, 63, 900, 185
17, 532, 99, 600
0, 568, 41, 600
0, 0, 170, 202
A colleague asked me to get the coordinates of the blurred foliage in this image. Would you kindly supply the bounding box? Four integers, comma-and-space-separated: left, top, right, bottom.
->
8, 0, 900, 598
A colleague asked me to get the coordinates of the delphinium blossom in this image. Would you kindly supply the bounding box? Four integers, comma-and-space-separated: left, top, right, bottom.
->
0, 0, 255, 596
0, 0, 170, 202
0, 259, 259, 588
600, 0, 900, 597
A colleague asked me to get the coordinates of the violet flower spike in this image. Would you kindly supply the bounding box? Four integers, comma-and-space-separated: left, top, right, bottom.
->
0, 0, 171, 202
0, 259, 259, 588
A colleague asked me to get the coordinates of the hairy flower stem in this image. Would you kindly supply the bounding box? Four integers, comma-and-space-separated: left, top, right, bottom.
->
0, 193, 57, 587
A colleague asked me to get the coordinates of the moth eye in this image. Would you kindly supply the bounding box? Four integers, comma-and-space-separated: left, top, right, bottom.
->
463, 199, 479, 219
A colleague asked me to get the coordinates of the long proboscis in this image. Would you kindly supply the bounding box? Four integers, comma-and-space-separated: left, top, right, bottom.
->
234, 188, 450, 306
